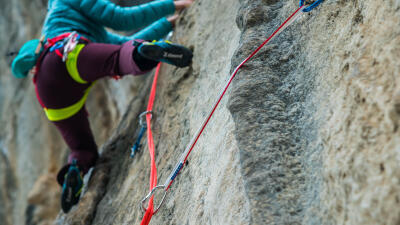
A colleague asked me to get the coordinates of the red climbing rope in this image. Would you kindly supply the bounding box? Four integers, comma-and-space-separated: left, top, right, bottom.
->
140, 62, 162, 225
140, 5, 306, 215
165, 5, 305, 190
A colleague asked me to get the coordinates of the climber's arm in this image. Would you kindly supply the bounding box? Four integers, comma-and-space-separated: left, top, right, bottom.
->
64, 0, 176, 31
105, 17, 173, 44
105, 31, 130, 45
131, 18, 173, 41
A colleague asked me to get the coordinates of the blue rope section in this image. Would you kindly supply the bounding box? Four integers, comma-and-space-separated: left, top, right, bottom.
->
131, 126, 146, 158
299, 0, 324, 12
49, 42, 64, 52
170, 162, 183, 181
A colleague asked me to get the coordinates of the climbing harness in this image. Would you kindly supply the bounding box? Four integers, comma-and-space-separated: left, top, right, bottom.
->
43, 32, 89, 62
32, 32, 93, 121
139, 2, 325, 215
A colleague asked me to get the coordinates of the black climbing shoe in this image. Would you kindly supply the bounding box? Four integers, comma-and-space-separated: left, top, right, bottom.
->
137, 40, 193, 68
61, 160, 83, 213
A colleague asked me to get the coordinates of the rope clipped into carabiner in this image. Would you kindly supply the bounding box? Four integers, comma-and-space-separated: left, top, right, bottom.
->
130, 32, 174, 225
140, 5, 310, 215
139, 63, 162, 225
299, 0, 324, 12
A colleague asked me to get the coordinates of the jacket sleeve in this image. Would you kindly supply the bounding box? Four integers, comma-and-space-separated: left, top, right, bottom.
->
65, 0, 175, 31
106, 18, 173, 44
105, 31, 130, 45
131, 18, 173, 41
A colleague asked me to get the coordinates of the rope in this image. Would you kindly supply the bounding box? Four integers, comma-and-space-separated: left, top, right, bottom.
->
164, 5, 305, 191
140, 62, 162, 225
140, 1, 326, 218
140, 5, 307, 216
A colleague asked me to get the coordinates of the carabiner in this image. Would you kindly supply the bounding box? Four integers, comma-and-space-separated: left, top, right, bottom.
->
140, 185, 168, 215
139, 110, 152, 127
299, 0, 324, 12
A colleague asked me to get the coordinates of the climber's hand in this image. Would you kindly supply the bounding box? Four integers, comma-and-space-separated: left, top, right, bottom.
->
174, 0, 193, 11
167, 14, 179, 27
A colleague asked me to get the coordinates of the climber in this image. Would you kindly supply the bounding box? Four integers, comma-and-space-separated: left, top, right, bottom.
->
10, 0, 194, 213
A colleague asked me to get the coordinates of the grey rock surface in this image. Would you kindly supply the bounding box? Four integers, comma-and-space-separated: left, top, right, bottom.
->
1, 0, 400, 225
230, 0, 400, 224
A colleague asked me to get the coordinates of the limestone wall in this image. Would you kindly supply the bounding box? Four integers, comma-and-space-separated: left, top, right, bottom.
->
1, 0, 399, 225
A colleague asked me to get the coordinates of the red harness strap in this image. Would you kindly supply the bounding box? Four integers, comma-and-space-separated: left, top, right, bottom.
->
140, 62, 162, 225
45, 33, 71, 48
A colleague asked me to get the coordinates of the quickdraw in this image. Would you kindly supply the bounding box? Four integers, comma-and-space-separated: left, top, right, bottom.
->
131, 111, 152, 158
300, 0, 324, 12
139, 0, 324, 219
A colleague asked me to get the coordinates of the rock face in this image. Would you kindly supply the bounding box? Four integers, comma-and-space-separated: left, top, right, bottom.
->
1, 0, 400, 225
0, 1, 62, 225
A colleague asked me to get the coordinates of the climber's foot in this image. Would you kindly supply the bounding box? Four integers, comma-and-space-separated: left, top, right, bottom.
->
138, 40, 193, 67
61, 160, 83, 213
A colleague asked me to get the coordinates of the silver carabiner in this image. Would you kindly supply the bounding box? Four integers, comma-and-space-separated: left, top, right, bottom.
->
139, 111, 152, 127
140, 185, 168, 215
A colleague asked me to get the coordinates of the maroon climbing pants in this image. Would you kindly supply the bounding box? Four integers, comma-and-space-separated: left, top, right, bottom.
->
35, 40, 157, 173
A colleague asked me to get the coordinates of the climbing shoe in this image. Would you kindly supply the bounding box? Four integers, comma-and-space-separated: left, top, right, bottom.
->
61, 160, 83, 213
137, 40, 193, 68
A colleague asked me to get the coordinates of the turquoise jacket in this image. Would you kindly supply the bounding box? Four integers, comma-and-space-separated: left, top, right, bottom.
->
43, 0, 176, 44
12, 0, 175, 78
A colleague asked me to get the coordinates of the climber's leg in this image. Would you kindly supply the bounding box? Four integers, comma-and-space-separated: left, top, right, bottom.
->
53, 107, 98, 175
75, 40, 158, 82
52, 106, 96, 213
76, 39, 193, 82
